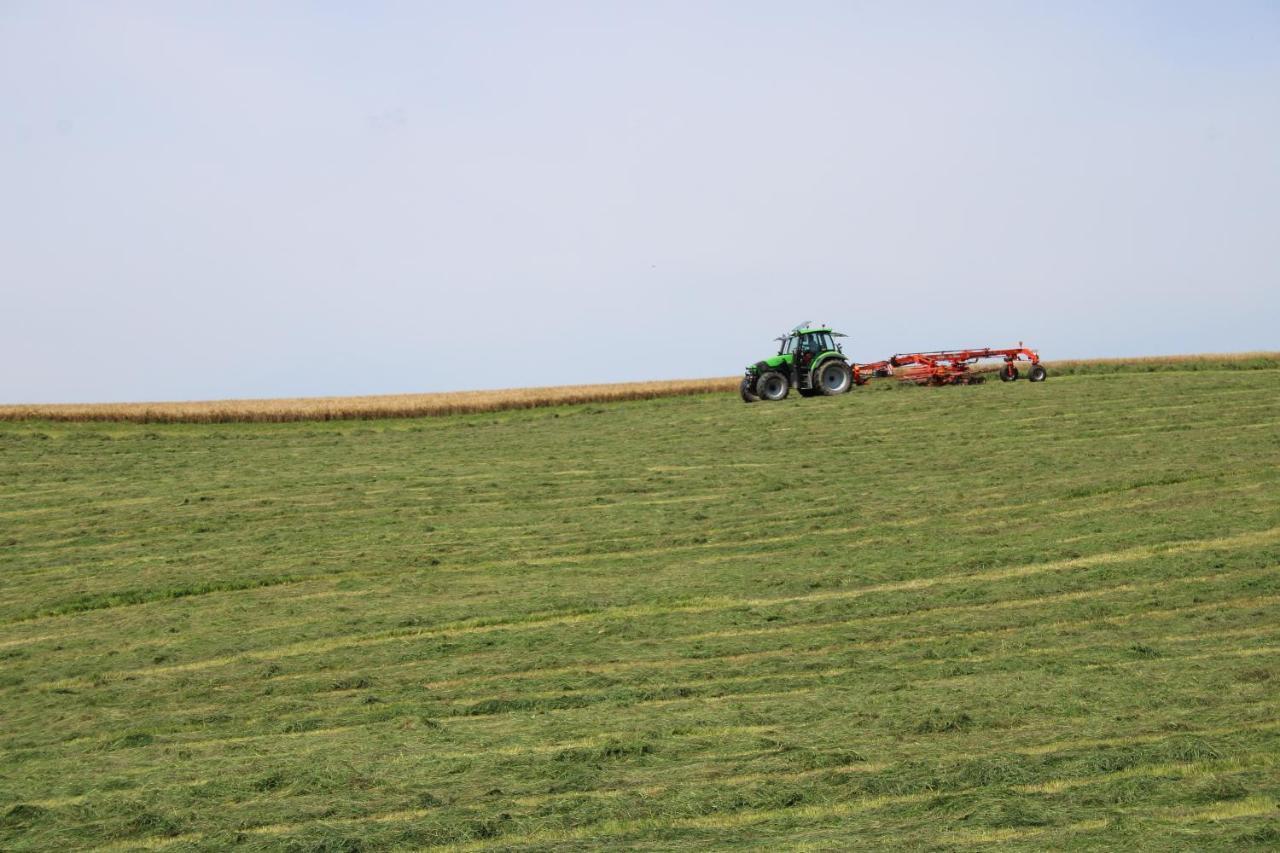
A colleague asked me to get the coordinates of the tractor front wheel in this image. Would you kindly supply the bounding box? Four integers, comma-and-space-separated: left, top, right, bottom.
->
740, 378, 760, 402
817, 360, 853, 395
757, 371, 790, 401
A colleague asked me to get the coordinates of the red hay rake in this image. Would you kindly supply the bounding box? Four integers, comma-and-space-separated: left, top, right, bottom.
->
852, 344, 1045, 386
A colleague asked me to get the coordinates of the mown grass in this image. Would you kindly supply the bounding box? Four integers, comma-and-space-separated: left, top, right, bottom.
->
1, 368, 1278, 850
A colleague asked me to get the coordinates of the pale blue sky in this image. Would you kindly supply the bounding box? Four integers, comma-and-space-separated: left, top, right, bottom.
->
3, 1, 1277, 402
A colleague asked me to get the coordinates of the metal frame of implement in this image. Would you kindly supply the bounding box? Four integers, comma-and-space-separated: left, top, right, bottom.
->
852, 344, 1044, 386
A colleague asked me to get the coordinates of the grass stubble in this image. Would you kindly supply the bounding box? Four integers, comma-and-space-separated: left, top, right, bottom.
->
0, 360, 1278, 849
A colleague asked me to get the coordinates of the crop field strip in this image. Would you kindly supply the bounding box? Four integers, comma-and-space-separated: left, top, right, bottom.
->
2, 446, 1270, 624
8, 564, 1276, 728
30, 525, 1280, 671
7, 500, 1274, 679
16, 621, 1277, 764
17, 594, 1277, 743
2, 540, 1280, 722
1, 353, 1276, 424
36, 624, 1277, 759
9, 524, 1276, 706
2, 368, 1279, 849
6, 540, 1277, 702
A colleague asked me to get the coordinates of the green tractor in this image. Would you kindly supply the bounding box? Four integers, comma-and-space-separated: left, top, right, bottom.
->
741, 322, 854, 402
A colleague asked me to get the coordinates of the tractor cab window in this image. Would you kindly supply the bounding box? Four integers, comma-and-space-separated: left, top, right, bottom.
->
779, 337, 796, 355
799, 333, 827, 353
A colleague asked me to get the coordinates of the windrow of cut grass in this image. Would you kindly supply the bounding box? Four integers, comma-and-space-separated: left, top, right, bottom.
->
2, 352, 1276, 423
1, 367, 1278, 849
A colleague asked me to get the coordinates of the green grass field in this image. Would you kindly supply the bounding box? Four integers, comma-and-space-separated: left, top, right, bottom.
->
2, 369, 1279, 850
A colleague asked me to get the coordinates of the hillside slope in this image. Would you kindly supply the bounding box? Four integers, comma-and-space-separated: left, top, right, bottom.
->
2, 352, 1276, 423
1, 370, 1278, 850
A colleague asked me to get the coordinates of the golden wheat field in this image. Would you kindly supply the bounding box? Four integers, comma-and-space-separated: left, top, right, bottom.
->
0, 378, 739, 423
1, 353, 1275, 423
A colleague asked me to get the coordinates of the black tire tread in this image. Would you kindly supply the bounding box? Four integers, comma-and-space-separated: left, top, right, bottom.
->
816, 360, 853, 396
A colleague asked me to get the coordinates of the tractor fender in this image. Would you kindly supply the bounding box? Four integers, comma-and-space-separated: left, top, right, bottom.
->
807, 353, 848, 379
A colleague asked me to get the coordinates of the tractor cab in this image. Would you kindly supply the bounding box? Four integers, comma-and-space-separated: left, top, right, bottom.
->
743, 322, 853, 402
776, 328, 837, 353
774, 325, 842, 357
793, 330, 838, 363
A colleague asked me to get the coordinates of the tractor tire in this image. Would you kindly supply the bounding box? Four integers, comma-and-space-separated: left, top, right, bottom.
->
1028, 364, 1047, 382
740, 378, 760, 402
756, 371, 790, 401
1000, 364, 1020, 382
816, 360, 853, 395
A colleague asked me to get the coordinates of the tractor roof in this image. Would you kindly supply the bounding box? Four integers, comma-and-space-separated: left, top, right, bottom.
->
787, 326, 845, 337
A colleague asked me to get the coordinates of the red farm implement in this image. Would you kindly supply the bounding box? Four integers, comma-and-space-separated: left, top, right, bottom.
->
853, 345, 1045, 386
740, 325, 1047, 403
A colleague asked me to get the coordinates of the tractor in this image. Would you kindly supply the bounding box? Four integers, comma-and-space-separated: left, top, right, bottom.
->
741, 324, 1046, 402
740, 323, 854, 402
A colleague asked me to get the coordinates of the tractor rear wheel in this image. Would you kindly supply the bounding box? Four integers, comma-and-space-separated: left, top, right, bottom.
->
817, 360, 853, 395
1000, 364, 1020, 382
757, 371, 790, 401
740, 378, 759, 402
1028, 364, 1047, 382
